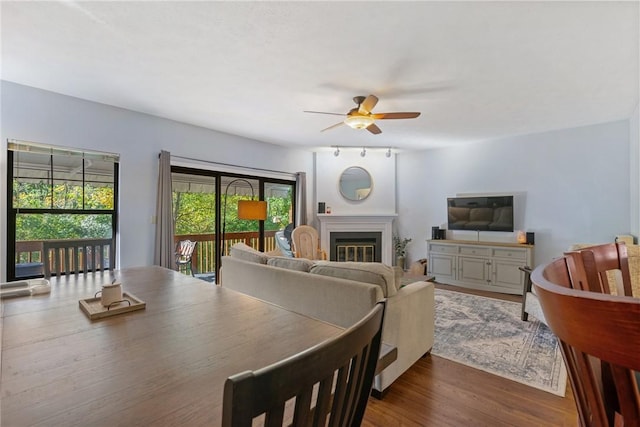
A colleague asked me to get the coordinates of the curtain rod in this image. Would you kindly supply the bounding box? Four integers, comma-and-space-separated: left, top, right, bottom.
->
168, 154, 297, 176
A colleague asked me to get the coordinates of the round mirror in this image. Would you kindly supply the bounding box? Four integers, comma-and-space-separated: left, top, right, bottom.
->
339, 166, 372, 201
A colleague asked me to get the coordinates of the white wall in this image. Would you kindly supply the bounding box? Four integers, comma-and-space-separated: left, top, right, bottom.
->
630, 102, 640, 238
397, 120, 631, 267
314, 150, 396, 220
0, 81, 314, 281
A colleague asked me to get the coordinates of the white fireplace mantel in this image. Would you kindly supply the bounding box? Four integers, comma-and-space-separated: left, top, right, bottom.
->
317, 214, 398, 265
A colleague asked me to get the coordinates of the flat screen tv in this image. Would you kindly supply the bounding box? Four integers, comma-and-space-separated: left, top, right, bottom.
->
447, 196, 514, 232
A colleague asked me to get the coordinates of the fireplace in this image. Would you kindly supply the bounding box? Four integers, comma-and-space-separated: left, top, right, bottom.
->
317, 214, 397, 265
330, 232, 382, 262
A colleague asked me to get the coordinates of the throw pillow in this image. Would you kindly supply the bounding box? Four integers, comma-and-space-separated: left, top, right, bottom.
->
229, 243, 269, 264
267, 256, 315, 273
309, 261, 397, 297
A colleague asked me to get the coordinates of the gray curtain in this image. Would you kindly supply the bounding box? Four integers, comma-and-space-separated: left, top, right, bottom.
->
295, 172, 307, 226
154, 150, 175, 268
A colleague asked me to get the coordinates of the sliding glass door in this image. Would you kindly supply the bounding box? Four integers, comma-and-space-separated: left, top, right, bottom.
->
220, 176, 261, 255
171, 167, 295, 283
264, 182, 295, 254
172, 171, 217, 280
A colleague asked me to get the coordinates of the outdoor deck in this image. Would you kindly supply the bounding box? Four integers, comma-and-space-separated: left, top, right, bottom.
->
14, 231, 278, 278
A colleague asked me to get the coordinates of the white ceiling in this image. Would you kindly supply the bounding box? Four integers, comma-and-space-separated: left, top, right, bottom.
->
1, 1, 638, 152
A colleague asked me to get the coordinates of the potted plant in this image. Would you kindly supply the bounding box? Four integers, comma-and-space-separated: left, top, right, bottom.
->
393, 235, 412, 270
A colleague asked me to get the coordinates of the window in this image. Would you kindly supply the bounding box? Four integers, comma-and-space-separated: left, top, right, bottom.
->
7, 140, 119, 279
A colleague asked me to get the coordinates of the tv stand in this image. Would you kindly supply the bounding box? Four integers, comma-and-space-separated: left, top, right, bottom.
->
427, 240, 533, 295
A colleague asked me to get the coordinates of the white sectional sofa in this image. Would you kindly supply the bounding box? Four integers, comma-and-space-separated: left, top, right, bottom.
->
220, 243, 435, 396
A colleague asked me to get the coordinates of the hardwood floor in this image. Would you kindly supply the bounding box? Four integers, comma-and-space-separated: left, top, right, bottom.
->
362, 282, 578, 426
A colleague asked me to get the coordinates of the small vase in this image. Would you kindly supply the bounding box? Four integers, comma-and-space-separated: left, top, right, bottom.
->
396, 256, 405, 270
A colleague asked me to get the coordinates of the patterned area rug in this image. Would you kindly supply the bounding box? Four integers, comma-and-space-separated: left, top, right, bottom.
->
433, 288, 567, 396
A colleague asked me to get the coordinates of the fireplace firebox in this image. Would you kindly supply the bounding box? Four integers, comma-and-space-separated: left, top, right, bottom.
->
329, 232, 382, 263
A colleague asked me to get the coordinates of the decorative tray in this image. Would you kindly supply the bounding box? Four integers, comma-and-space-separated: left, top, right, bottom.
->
79, 292, 146, 320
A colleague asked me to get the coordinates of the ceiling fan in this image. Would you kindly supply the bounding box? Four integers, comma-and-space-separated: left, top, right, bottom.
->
304, 94, 420, 134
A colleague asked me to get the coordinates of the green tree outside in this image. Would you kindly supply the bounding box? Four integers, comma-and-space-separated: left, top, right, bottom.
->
172, 189, 293, 235
14, 181, 114, 241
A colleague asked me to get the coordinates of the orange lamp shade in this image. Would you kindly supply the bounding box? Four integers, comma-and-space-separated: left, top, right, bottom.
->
237, 200, 268, 220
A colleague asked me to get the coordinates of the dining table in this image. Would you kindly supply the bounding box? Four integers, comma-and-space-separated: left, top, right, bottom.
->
0, 266, 344, 426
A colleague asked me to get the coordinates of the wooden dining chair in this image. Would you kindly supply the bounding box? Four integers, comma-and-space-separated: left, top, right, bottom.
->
532, 257, 640, 427
175, 239, 197, 276
565, 242, 634, 297
222, 301, 385, 427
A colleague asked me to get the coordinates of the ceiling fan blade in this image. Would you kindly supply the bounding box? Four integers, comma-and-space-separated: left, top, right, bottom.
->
304, 110, 346, 116
371, 112, 421, 120
321, 122, 345, 132
366, 123, 382, 134
359, 95, 379, 114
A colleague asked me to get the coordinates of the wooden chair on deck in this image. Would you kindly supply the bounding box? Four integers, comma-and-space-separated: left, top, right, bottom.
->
532, 256, 640, 427
291, 225, 327, 260
222, 301, 385, 427
175, 240, 197, 276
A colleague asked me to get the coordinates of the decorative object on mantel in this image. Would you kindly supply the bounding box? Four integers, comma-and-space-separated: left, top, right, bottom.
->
79, 291, 146, 320
517, 230, 527, 244
393, 235, 412, 270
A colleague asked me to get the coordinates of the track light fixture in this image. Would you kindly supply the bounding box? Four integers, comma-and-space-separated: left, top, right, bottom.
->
329, 146, 394, 158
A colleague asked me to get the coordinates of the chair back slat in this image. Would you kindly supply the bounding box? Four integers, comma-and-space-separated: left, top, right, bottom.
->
532, 245, 640, 427
222, 301, 385, 427
291, 225, 326, 260
566, 242, 634, 296
175, 240, 197, 276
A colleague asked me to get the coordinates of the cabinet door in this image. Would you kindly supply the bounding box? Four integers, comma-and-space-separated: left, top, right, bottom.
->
429, 254, 456, 281
492, 259, 524, 294
458, 256, 490, 286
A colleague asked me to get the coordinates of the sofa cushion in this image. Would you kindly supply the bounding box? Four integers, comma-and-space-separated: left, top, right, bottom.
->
267, 256, 315, 272
309, 261, 397, 297
394, 266, 404, 291
230, 243, 269, 264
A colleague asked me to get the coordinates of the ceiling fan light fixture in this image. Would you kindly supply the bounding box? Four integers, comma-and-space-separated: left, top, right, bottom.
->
344, 115, 375, 130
